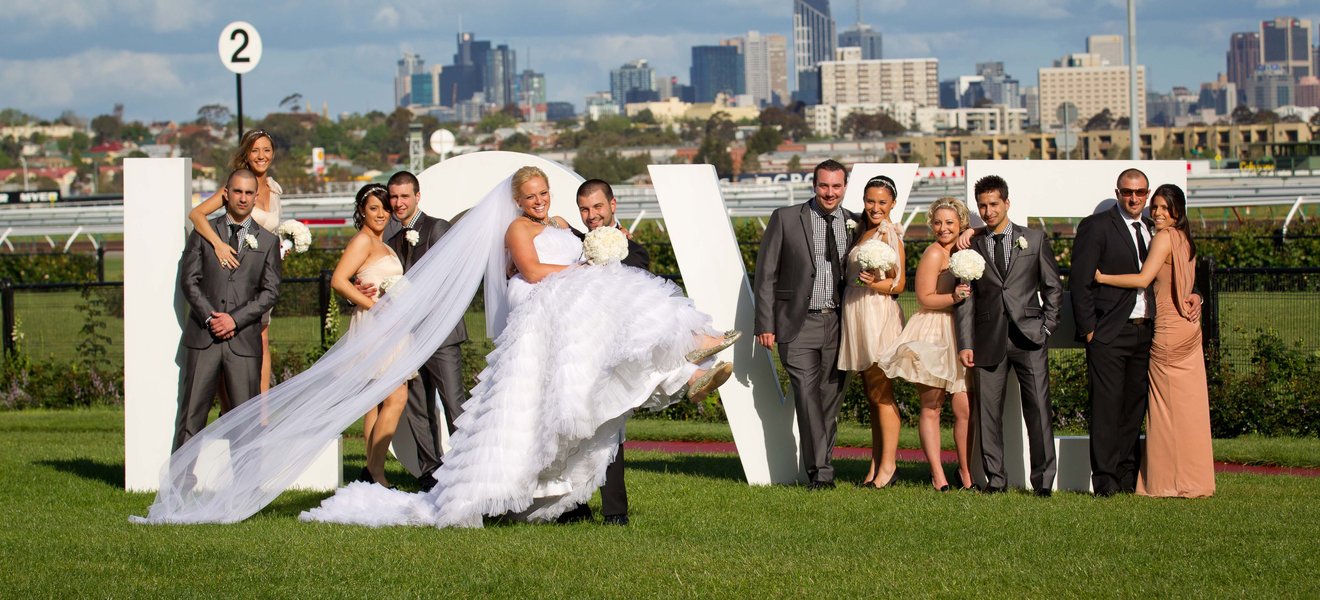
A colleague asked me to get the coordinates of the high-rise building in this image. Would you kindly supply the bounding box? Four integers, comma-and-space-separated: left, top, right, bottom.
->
396, 52, 423, 107
1021, 86, 1040, 127
1086, 34, 1125, 66
1227, 32, 1261, 93
740, 31, 789, 107
977, 62, 1021, 108
838, 24, 882, 60
690, 45, 744, 103
439, 32, 492, 107
1260, 17, 1312, 80
486, 44, 517, 108
1038, 60, 1146, 127
793, 0, 835, 104
610, 60, 658, 107
1249, 69, 1294, 110
1296, 76, 1320, 108
819, 57, 939, 106
518, 70, 546, 106
1198, 74, 1238, 116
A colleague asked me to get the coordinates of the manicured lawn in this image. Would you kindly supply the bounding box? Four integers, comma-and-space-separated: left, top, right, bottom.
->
1, 409, 1317, 596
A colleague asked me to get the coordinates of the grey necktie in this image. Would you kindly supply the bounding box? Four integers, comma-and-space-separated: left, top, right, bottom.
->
993, 232, 1007, 278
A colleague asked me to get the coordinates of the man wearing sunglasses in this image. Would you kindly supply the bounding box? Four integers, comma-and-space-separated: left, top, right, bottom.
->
1070, 168, 1163, 497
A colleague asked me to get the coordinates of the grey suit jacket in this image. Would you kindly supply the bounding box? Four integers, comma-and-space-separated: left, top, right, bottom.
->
954, 224, 1063, 365
178, 216, 282, 356
387, 211, 469, 345
753, 200, 856, 344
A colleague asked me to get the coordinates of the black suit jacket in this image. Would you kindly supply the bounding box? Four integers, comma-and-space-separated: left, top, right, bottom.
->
753, 200, 856, 344
1070, 205, 1150, 344
178, 216, 281, 356
386, 211, 469, 345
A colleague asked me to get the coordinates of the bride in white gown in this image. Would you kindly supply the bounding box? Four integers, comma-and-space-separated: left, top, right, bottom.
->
135, 166, 735, 527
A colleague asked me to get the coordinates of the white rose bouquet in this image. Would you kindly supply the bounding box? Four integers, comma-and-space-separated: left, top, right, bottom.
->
582, 226, 629, 265
378, 275, 406, 297
853, 240, 897, 285
949, 249, 986, 282
277, 219, 312, 255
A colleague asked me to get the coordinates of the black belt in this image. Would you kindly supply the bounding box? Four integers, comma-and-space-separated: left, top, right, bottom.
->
1127, 317, 1149, 325
808, 308, 835, 314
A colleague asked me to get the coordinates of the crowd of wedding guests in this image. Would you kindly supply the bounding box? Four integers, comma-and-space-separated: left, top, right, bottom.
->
755, 160, 1215, 498
171, 136, 1214, 521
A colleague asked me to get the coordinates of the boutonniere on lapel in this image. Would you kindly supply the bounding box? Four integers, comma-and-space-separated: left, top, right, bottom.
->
1016, 235, 1028, 250
244, 234, 258, 251
845, 220, 857, 234
405, 229, 420, 246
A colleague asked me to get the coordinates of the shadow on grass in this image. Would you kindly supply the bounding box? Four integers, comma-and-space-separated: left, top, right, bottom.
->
36, 458, 125, 488
627, 453, 961, 488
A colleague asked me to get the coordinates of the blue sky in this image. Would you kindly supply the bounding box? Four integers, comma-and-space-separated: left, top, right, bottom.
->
0, 0, 1315, 123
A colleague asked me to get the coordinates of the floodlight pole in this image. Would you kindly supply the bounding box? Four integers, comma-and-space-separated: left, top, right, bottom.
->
1127, 0, 1140, 160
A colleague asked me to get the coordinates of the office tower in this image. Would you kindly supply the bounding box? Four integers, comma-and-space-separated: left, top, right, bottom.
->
519, 69, 546, 106
1249, 70, 1294, 110
1198, 74, 1238, 116
1260, 17, 1312, 79
838, 24, 882, 60
1295, 76, 1320, 108
793, 0, 835, 104
690, 45, 744, 103
439, 32, 491, 107
1039, 60, 1146, 127
1021, 86, 1040, 127
396, 52, 423, 107
486, 44, 516, 108
741, 31, 789, 107
977, 62, 1021, 108
1227, 32, 1261, 92
610, 60, 658, 107
1087, 34, 1125, 66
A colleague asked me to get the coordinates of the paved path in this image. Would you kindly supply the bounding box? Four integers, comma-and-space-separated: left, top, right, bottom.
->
624, 440, 1320, 478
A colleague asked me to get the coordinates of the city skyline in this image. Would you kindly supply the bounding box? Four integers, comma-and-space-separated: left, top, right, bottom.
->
0, 1, 1316, 122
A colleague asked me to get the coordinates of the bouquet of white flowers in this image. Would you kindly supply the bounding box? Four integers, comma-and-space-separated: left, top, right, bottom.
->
949, 249, 986, 281
582, 226, 629, 265
378, 275, 405, 296
854, 240, 897, 285
276, 219, 312, 255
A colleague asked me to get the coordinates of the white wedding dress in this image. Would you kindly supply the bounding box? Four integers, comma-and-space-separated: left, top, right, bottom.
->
299, 224, 713, 527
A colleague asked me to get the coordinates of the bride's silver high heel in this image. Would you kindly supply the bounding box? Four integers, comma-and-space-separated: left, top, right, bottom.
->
685, 361, 734, 402
686, 330, 742, 363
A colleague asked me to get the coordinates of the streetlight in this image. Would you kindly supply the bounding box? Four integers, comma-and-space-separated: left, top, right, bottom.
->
1127, 0, 1140, 160
18, 155, 28, 191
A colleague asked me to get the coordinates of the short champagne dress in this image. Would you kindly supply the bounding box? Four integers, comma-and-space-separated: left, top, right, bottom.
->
878, 267, 967, 394
838, 226, 905, 371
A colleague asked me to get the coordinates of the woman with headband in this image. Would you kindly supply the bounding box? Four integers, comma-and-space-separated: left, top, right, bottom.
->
837, 175, 906, 489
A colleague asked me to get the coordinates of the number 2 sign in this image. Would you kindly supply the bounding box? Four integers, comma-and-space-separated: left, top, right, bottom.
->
218, 21, 262, 75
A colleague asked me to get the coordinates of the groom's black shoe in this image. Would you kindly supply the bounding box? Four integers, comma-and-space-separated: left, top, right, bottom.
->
556, 503, 593, 524
417, 472, 438, 493
603, 514, 629, 526
1034, 488, 1053, 498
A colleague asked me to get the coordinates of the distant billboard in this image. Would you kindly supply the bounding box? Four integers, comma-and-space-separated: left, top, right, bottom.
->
0, 190, 60, 204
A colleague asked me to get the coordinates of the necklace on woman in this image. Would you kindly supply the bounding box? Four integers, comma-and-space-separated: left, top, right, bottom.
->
522, 213, 551, 226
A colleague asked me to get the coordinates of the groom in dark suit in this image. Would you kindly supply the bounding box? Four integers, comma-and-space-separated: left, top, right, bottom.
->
557, 178, 652, 526
377, 170, 468, 491
955, 175, 1063, 495
173, 168, 281, 451
754, 159, 852, 489
1070, 168, 1158, 496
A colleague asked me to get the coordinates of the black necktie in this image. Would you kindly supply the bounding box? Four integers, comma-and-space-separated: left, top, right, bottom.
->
228, 223, 242, 252
824, 214, 840, 304
1132, 222, 1148, 264
993, 232, 1008, 278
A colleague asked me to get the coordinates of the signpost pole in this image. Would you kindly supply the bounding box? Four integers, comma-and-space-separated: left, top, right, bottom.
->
236, 74, 244, 142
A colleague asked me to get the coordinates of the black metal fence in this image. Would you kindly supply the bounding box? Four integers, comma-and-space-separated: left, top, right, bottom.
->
2, 263, 1316, 374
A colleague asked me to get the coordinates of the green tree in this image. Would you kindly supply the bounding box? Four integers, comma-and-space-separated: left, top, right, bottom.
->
196, 104, 232, 128
477, 111, 518, 133
90, 114, 122, 144
632, 109, 656, 125
839, 112, 906, 138
0, 108, 36, 126
501, 132, 532, 153
759, 105, 811, 140
746, 125, 783, 156
1083, 108, 1115, 131
787, 154, 801, 171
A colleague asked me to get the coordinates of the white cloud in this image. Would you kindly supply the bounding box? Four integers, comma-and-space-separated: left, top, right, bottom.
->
0, 49, 188, 111
0, 0, 212, 33
1253, 0, 1298, 8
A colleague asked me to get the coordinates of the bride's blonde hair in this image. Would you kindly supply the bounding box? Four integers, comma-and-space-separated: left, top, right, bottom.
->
511, 166, 548, 200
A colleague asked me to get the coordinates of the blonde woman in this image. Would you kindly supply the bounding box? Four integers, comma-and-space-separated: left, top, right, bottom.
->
879, 197, 974, 491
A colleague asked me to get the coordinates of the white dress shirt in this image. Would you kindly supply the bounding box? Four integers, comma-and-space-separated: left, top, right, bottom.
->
1121, 212, 1152, 319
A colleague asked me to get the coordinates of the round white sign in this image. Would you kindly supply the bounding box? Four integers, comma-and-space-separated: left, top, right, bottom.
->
430, 129, 456, 155
218, 21, 263, 75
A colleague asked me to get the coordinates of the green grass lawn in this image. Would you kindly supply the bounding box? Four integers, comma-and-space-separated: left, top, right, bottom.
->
1, 409, 1317, 596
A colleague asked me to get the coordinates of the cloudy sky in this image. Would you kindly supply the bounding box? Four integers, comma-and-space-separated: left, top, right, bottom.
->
0, 0, 1315, 123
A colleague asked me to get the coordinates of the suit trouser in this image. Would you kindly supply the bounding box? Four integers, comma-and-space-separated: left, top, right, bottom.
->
1087, 320, 1152, 495
173, 342, 260, 452
405, 341, 466, 477
779, 312, 846, 484
976, 324, 1057, 491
